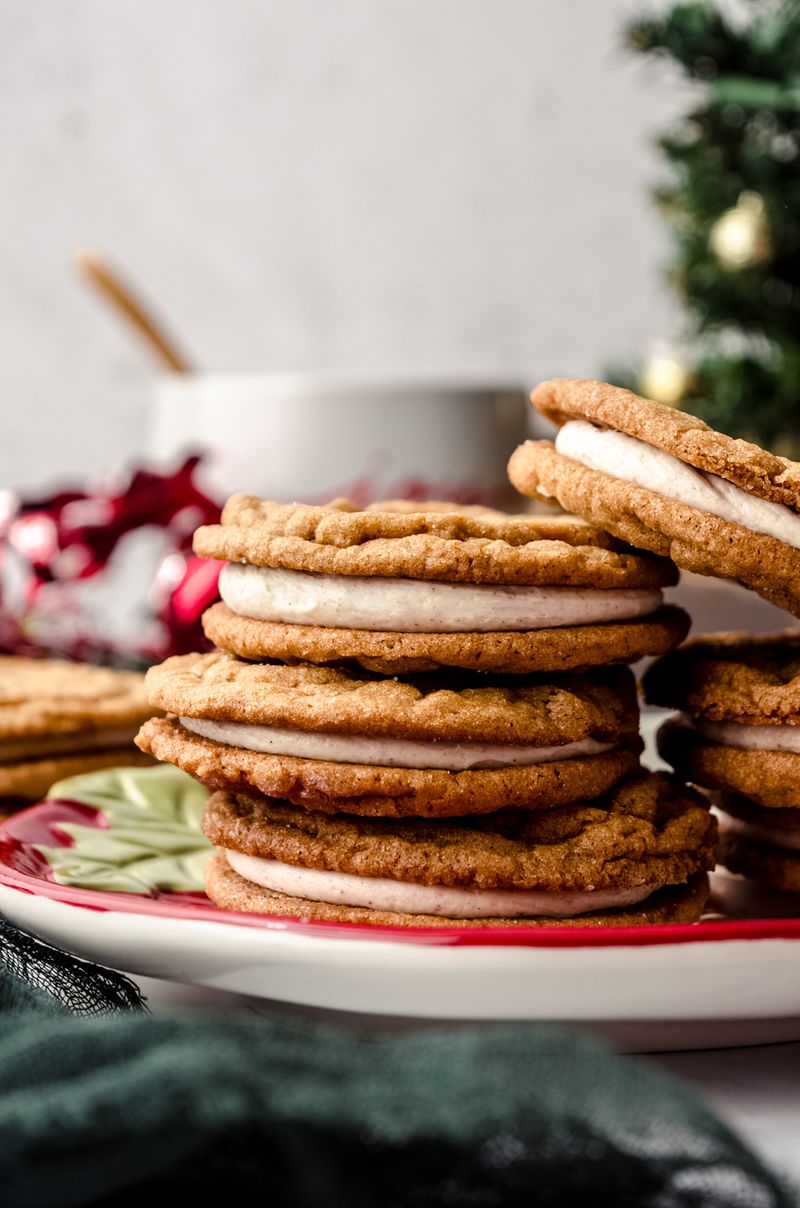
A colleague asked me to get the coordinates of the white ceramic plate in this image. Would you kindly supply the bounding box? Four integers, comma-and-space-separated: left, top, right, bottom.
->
2, 793, 800, 1051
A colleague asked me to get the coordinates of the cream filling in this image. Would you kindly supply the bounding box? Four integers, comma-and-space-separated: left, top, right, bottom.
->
555, 420, 800, 550
722, 813, 800, 854
219, 562, 662, 633
0, 725, 141, 765
224, 850, 663, 918
696, 718, 800, 754
180, 716, 614, 770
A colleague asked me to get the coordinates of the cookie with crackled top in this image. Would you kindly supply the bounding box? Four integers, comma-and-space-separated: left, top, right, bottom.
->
193, 497, 685, 674
508, 379, 800, 615
646, 633, 800, 895
145, 652, 639, 744
0, 657, 153, 738
657, 719, 800, 810
643, 631, 800, 723
644, 633, 800, 810
201, 773, 715, 926
0, 656, 155, 802
194, 496, 674, 585
136, 656, 643, 818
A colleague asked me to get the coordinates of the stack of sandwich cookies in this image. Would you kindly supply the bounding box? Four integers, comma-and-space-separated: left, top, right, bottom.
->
137, 494, 715, 926
0, 657, 154, 803
137, 655, 643, 818
644, 633, 800, 892
194, 497, 689, 674
201, 774, 716, 927
508, 379, 800, 615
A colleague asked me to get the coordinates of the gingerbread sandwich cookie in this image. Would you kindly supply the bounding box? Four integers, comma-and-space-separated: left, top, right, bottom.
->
509, 379, 800, 615
644, 632, 800, 809
644, 632, 800, 890
201, 772, 716, 927
137, 654, 642, 818
0, 656, 155, 802
195, 497, 687, 675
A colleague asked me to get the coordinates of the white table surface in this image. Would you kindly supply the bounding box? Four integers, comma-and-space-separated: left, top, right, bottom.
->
137, 975, 800, 1191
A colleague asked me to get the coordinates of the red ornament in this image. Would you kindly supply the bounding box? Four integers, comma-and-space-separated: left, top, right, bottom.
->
0, 456, 222, 666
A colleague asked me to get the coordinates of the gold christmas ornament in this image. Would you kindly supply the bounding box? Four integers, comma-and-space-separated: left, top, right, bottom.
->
709, 191, 773, 270
639, 352, 691, 406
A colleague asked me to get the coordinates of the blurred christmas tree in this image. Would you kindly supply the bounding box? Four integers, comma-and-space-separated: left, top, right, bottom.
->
618, 0, 800, 449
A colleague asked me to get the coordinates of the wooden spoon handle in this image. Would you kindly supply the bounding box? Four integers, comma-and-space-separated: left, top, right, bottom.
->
74, 248, 192, 373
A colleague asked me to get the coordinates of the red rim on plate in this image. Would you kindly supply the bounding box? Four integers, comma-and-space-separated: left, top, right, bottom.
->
2, 799, 800, 948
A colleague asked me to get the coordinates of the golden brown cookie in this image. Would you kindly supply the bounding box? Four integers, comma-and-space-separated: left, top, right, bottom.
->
648, 634, 800, 810
0, 657, 153, 739
194, 496, 683, 674
204, 854, 710, 927
194, 497, 677, 588
0, 656, 156, 802
136, 716, 642, 817
202, 601, 690, 676
643, 632, 800, 723
0, 750, 155, 803
529, 378, 800, 507
508, 440, 800, 616
656, 717, 800, 810
202, 775, 717, 892
144, 653, 639, 745
201, 772, 714, 926
138, 656, 643, 816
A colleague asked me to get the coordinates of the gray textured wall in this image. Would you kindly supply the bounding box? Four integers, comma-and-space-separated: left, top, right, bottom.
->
1, 0, 682, 490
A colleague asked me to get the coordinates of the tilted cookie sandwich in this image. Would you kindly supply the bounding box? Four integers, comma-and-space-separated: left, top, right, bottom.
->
200, 773, 716, 927
0, 656, 155, 803
194, 497, 688, 675
643, 632, 800, 891
508, 379, 800, 615
137, 654, 643, 818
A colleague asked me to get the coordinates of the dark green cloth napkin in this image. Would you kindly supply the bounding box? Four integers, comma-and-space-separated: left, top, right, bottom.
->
0, 917, 795, 1208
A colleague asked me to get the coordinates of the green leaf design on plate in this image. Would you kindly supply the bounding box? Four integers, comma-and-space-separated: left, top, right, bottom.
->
36, 764, 212, 895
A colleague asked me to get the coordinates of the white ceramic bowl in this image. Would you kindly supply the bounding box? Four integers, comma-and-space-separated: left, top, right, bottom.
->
149, 372, 530, 506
